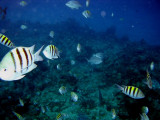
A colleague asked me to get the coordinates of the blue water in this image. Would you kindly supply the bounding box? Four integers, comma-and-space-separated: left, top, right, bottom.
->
0, 0, 160, 44
0, 0, 160, 120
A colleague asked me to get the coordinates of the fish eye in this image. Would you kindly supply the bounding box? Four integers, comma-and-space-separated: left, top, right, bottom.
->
4, 69, 7, 71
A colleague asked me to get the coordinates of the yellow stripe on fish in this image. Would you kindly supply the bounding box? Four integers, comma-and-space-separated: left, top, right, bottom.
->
116, 84, 145, 99
71, 92, 78, 102
145, 69, 152, 89
51, 45, 58, 56
49, 45, 55, 57
59, 86, 67, 95
146, 70, 150, 79
56, 113, 63, 120
0, 33, 14, 48
13, 111, 24, 120
111, 109, 116, 119
43, 45, 60, 60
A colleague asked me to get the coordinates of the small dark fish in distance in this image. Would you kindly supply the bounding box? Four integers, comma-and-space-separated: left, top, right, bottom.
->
0, 7, 7, 20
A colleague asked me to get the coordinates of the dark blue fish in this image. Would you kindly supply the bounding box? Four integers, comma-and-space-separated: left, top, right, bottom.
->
0, 7, 7, 20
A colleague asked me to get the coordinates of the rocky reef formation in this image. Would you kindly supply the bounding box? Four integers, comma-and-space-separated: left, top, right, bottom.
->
0, 19, 160, 120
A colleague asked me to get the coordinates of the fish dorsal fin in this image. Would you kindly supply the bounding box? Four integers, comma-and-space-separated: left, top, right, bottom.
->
115, 84, 125, 91
29, 45, 35, 54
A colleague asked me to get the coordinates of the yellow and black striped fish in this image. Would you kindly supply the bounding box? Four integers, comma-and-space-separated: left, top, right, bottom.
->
59, 86, 67, 95
56, 113, 63, 120
146, 70, 151, 80
0, 33, 14, 48
116, 84, 145, 99
0, 45, 44, 81
71, 92, 78, 102
42, 45, 60, 60
13, 111, 25, 120
146, 69, 152, 89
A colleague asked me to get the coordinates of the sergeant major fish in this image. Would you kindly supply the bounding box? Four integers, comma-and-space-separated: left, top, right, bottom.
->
19, 98, 24, 107
41, 106, 45, 113
0, 45, 44, 81
20, 25, 27, 30
145, 69, 152, 89
0, 33, 15, 48
115, 84, 145, 99
65, 0, 81, 9
13, 111, 25, 120
49, 31, 54, 38
43, 45, 60, 60
57, 64, 62, 71
111, 109, 116, 119
87, 54, 103, 65
71, 60, 75, 65
71, 92, 78, 102
86, 0, 90, 7
140, 113, 149, 120
19, 1, 27, 7
77, 43, 81, 53
56, 113, 63, 120
150, 61, 154, 71
93, 52, 103, 59
141, 106, 149, 114
82, 10, 91, 18
56, 113, 68, 120
59, 86, 67, 95
111, 12, 114, 17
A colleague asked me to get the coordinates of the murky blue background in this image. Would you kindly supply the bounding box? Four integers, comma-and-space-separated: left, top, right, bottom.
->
0, 0, 160, 44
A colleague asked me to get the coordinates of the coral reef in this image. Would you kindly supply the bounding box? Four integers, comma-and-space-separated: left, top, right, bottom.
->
0, 19, 160, 120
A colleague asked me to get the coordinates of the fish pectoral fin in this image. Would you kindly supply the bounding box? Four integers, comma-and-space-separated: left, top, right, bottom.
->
23, 63, 37, 74
14, 75, 25, 80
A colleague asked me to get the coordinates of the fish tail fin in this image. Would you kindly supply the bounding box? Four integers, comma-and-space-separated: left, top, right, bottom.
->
34, 45, 44, 62
115, 84, 123, 91
140, 113, 143, 119
146, 68, 149, 73
143, 81, 147, 85
12, 44, 16, 49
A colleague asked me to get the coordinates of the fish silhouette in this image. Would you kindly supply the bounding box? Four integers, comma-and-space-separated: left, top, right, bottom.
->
0, 7, 7, 20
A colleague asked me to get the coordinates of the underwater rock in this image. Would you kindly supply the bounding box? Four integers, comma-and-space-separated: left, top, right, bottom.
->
60, 75, 78, 86
80, 98, 96, 109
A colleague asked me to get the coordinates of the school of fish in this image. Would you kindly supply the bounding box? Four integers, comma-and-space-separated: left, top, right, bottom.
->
0, 1, 157, 119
